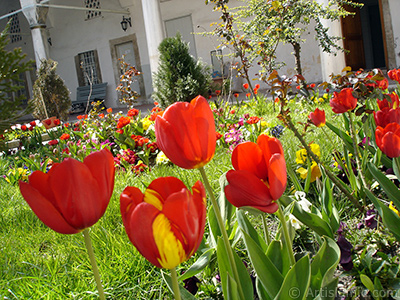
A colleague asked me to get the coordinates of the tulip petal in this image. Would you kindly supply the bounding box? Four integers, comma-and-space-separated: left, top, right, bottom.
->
231, 142, 268, 179
257, 134, 285, 168
267, 153, 287, 200
84, 148, 115, 202
19, 181, 79, 234
50, 158, 104, 230
120, 186, 144, 236
152, 213, 186, 269
381, 131, 400, 158
225, 170, 278, 213
126, 202, 163, 268
145, 177, 187, 209
162, 182, 206, 257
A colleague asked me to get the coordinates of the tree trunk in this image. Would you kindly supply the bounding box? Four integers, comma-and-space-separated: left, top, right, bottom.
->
292, 42, 302, 76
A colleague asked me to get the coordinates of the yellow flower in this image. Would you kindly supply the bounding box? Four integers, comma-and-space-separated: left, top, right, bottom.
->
260, 121, 268, 128
297, 162, 321, 182
141, 118, 153, 131
156, 151, 170, 165
296, 143, 320, 164
389, 202, 400, 217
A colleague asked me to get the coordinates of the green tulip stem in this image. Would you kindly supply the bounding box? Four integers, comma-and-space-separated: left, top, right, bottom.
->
170, 268, 182, 300
276, 204, 296, 267
82, 228, 106, 300
261, 214, 271, 246
199, 167, 245, 300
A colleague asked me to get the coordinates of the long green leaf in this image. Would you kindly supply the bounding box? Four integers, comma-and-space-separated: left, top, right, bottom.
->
365, 189, 400, 241
226, 273, 240, 300
367, 162, 400, 210
237, 210, 268, 252
325, 121, 354, 152
274, 255, 311, 300
242, 230, 283, 298
280, 195, 333, 238
216, 238, 253, 300
308, 237, 340, 300
256, 277, 273, 300
321, 176, 340, 233
179, 248, 214, 281
162, 272, 197, 300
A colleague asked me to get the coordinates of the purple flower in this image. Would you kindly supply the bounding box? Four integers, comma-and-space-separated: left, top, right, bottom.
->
365, 209, 377, 229
183, 276, 201, 295
337, 235, 353, 271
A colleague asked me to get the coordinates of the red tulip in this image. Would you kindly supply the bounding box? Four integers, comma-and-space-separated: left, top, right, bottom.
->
375, 123, 400, 158
224, 134, 287, 213
308, 108, 326, 127
21, 125, 27, 131
388, 69, 400, 84
374, 108, 400, 128
377, 92, 399, 110
155, 95, 216, 169
19, 149, 115, 234
120, 177, 206, 269
243, 83, 249, 90
117, 116, 131, 129
329, 88, 357, 114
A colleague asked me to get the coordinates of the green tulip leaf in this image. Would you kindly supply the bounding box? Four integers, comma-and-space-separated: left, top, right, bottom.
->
325, 121, 354, 153
162, 272, 197, 300
365, 189, 400, 241
218, 173, 236, 226
367, 162, 400, 210
237, 209, 268, 252
179, 248, 214, 281
308, 237, 340, 300
274, 255, 311, 300
320, 176, 340, 234
226, 273, 240, 300
208, 207, 221, 248
216, 238, 253, 300
287, 163, 303, 192
360, 274, 375, 296
280, 195, 333, 238
256, 276, 273, 300
241, 230, 283, 298
266, 240, 285, 275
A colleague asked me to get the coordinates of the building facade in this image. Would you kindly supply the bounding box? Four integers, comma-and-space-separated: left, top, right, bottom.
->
0, 0, 399, 109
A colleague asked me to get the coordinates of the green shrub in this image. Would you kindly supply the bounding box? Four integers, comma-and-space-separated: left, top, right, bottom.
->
30, 59, 71, 121
152, 33, 212, 108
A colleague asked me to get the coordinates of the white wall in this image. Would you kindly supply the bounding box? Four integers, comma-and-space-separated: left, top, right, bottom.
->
388, 0, 400, 68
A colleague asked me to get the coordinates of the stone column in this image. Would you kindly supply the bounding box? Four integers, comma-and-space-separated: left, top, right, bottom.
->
140, 0, 164, 76
20, 0, 49, 67
316, 0, 346, 82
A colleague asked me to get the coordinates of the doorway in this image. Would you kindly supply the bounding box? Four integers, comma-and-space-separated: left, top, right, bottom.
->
110, 34, 146, 104
341, 0, 386, 70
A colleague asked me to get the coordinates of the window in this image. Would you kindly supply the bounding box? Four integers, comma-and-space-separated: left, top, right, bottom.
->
75, 50, 102, 86
8, 11, 22, 43
211, 50, 223, 78
84, 0, 101, 20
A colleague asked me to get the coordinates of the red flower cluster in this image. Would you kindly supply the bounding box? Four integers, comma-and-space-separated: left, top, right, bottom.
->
388, 69, 400, 84
117, 116, 131, 129
60, 133, 70, 140
131, 134, 150, 147
246, 116, 261, 124
127, 108, 139, 117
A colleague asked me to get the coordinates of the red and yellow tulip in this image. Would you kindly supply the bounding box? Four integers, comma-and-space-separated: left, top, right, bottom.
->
19, 149, 115, 234
155, 95, 216, 169
224, 134, 287, 213
120, 177, 207, 269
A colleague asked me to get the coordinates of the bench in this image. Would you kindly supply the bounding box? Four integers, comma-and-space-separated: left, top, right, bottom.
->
71, 82, 108, 113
